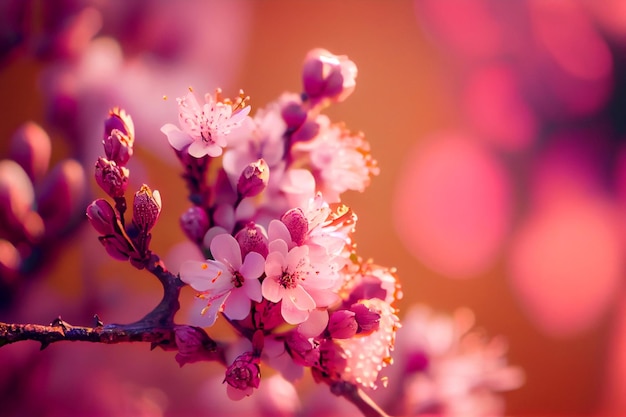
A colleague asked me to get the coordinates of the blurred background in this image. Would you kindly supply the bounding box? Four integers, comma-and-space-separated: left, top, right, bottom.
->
2, 0, 626, 416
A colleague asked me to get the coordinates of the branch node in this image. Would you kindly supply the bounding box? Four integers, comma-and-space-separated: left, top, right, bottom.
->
93, 314, 104, 327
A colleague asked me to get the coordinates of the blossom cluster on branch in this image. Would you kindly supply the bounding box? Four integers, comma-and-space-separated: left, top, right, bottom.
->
0, 48, 522, 417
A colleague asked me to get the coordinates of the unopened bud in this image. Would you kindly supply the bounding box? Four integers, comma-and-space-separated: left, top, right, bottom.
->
100, 234, 131, 261
104, 107, 134, 142
132, 184, 162, 232
86, 199, 117, 235
9, 122, 51, 182
180, 206, 209, 244
328, 310, 358, 339
281, 102, 307, 129
302, 48, 357, 103
103, 129, 133, 166
237, 159, 269, 199
281, 208, 308, 246
234, 222, 268, 257
94, 157, 129, 198
174, 325, 217, 366
350, 302, 380, 335
224, 351, 260, 398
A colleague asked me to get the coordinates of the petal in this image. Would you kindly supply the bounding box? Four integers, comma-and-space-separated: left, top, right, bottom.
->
281, 296, 310, 325
265, 251, 286, 277
262, 277, 284, 303
240, 251, 265, 280
305, 288, 340, 308
161, 124, 193, 150
226, 383, 251, 401
179, 260, 219, 292
223, 289, 252, 320
188, 141, 213, 158
191, 292, 229, 328
298, 309, 329, 338
211, 233, 242, 269
289, 285, 316, 311
268, 238, 289, 257
268, 219, 292, 245
242, 278, 262, 302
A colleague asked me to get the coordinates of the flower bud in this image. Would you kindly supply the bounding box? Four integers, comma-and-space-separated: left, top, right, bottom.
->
179, 206, 209, 244
328, 310, 358, 339
94, 157, 129, 198
100, 234, 131, 261
350, 302, 381, 335
302, 48, 357, 103
224, 352, 260, 400
0, 159, 35, 227
234, 222, 268, 257
103, 129, 133, 166
174, 325, 218, 367
281, 102, 307, 129
237, 159, 269, 199
9, 121, 51, 183
280, 208, 308, 246
104, 107, 134, 143
86, 199, 117, 235
132, 184, 162, 232
0, 239, 21, 284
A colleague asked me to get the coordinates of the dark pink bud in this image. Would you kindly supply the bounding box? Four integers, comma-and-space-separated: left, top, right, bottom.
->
237, 159, 269, 199
132, 184, 162, 232
0, 160, 34, 227
350, 302, 380, 335
104, 107, 135, 142
286, 332, 319, 366
291, 120, 320, 143
280, 208, 308, 246
36, 159, 87, 237
9, 122, 51, 183
281, 102, 307, 129
235, 222, 268, 257
328, 310, 358, 339
94, 157, 129, 198
180, 206, 209, 244
99, 235, 131, 261
86, 199, 117, 235
174, 325, 218, 367
302, 48, 357, 103
103, 129, 133, 166
224, 351, 260, 391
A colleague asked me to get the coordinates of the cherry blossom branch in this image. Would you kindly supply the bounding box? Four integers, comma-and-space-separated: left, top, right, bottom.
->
0, 254, 226, 366
331, 381, 390, 417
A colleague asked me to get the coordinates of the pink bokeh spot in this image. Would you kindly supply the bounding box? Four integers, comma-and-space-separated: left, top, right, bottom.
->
509, 192, 623, 337
463, 65, 537, 151
393, 134, 511, 278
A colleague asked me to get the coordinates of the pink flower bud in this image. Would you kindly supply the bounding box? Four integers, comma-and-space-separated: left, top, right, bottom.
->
100, 234, 131, 261
302, 48, 357, 103
179, 206, 209, 244
0, 239, 21, 284
103, 129, 133, 166
237, 159, 269, 199
286, 332, 319, 366
104, 107, 135, 142
281, 102, 307, 129
291, 120, 320, 143
350, 302, 380, 335
328, 310, 358, 339
86, 199, 117, 235
280, 208, 308, 246
36, 159, 87, 237
94, 157, 129, 198
235, 222, 269, 258
132, 184, 162, 232
0, 160, 34, 227
9, 121, 51, 183
174, 325, 218, 367
224, 352, 260, 399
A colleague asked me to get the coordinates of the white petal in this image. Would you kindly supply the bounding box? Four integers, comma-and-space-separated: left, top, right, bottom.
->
289, 285, 315, 311
281, 296, 310, 325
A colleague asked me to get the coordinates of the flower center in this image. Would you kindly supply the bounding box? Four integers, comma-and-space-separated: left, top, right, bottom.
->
231, 271, 244, 288
279, 270, 297, 289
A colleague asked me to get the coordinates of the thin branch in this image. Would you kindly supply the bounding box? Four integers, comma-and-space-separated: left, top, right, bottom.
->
331, 381, 391, 417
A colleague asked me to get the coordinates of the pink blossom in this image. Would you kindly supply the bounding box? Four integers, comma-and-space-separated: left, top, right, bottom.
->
262, 240, 335, 325
179, 233, 264, 326
161, 90, 251, 158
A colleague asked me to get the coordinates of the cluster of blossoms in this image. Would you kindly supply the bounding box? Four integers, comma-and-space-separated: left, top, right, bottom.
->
87, 48, 400, 402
